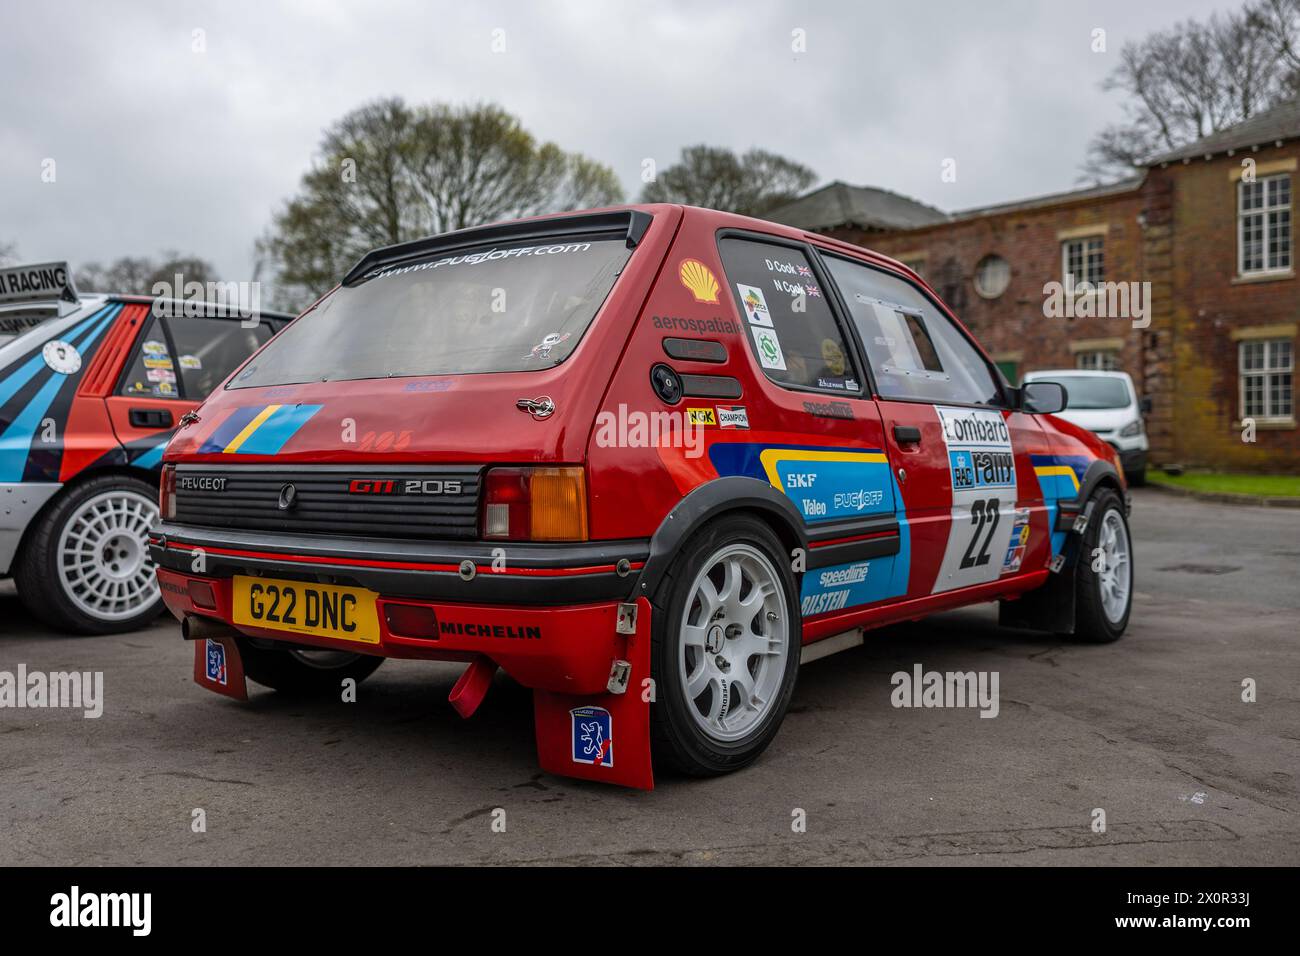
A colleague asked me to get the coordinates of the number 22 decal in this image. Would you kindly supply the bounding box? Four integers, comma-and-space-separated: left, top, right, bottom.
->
960, 498, 1001, 569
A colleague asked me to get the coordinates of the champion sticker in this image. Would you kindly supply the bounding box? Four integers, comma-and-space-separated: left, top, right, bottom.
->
716, 405, 749, 428
735, 284, 774, 327
42, 340, 81, 375
570, 706, 613, 766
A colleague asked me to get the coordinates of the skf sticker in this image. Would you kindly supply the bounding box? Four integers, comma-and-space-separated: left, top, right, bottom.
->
736, 284, 774, 327
686, 407, 717, 426
205, 639, 228, 686
571, 706, 613, 766
716, 405, 749, 428
42, 340, 81, 374
678, 258, 720, 304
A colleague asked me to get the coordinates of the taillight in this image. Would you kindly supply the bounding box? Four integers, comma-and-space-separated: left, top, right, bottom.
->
159, 464, 176, 520
483, 466, 588, 541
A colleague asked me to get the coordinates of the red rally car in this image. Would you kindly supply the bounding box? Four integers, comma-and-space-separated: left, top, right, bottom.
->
152, 205, 1133, 789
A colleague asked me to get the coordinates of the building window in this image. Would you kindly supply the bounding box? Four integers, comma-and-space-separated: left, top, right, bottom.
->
1239, 338, 1294, 420
1238, 174, 1292, 275
974, 254, 1010, 298
900, 258, 926, 278
1077, 350, 1119, 371
1061, 236, 1104, 289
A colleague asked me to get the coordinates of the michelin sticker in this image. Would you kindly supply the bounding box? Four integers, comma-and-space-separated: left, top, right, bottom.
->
571, 705, 613, 767
934, 406, 1018, 592
42, 340, 81, 375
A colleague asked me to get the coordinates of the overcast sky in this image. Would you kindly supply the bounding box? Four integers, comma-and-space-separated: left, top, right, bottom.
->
1, 0, 1240, 282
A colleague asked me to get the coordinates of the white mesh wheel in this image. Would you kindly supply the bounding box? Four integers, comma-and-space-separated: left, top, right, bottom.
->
55, 487, 160, 623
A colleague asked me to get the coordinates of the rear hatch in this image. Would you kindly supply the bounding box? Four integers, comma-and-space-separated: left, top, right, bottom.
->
164, 207, 678, 538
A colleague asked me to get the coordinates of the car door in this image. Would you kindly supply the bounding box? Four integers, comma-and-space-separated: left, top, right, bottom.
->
106, 311, 273, 466
713, 234, 909, 630
819, 253, 1048, 600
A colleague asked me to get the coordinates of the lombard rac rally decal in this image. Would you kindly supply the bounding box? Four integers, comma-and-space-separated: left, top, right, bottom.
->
571, 706, 613, 767
934, 406, 1019, 593
198, 403, 323, 455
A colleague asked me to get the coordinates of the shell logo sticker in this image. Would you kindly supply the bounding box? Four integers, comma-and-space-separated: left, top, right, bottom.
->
678, 258, 720, 304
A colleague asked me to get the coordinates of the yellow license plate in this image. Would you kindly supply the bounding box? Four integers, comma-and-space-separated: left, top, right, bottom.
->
232, 576, 380, 645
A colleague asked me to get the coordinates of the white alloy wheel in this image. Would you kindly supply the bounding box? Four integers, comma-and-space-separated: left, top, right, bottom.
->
678, 542, 790, 742
56, 488, 160, 622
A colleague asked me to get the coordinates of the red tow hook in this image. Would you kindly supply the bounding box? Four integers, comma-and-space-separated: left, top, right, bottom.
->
448, 656, 498, 719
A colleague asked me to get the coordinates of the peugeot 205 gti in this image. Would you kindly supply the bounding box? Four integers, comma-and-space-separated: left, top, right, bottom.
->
152, 205, 1133, 789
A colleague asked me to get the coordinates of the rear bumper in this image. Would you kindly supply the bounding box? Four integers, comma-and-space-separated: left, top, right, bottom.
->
148, 522, 647, 605
157, 566, 630, 696
149, 525, 650, 696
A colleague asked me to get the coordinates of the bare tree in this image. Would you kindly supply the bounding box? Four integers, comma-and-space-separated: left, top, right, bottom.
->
75, 252, 219, 295
641, 145, 817, 217
1082, 1, 1299, 182
259, 99, 624, 307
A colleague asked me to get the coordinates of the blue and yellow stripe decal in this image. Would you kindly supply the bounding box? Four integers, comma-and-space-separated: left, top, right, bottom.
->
1032, 454, 1090, 556
198, 403, 323, 455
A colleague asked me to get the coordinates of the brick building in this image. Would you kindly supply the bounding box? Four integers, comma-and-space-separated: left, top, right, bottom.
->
768, 98, 1299, 473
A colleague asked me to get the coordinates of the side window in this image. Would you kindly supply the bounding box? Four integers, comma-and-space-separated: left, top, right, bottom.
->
165, 317, 272, 398
717, 238, 860, 393
119, 317, 180, 399
824, 255, 1002, 406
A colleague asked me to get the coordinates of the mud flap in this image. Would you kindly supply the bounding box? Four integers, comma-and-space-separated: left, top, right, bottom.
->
192, 635, 248, 701
533, 597, 653, 790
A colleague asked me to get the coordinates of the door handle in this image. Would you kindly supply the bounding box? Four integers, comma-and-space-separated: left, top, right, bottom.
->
129, 408, 174, 429
893, 425, 922, 444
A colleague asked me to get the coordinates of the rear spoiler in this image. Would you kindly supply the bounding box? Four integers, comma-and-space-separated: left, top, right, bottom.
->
341, 209, 653, 287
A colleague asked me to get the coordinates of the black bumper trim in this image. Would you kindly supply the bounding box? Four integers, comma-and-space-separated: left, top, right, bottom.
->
150, 523, 648, 606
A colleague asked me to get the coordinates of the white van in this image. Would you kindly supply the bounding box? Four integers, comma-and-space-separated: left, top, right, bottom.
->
1022, 369, 1148, 485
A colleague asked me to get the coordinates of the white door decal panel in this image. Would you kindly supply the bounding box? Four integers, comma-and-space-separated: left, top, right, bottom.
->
933, 405, 1018, 593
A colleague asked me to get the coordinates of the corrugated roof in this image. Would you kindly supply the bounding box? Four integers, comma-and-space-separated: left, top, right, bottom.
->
1147, 96, 1300, 165
765, 180, 949, 232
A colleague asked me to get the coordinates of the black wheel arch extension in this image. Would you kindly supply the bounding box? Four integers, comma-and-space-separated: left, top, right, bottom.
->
631, 477, 809, 601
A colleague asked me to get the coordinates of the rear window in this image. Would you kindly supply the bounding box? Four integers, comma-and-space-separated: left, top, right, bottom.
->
1035, 375, 1131, 410
230, 238, 632, 388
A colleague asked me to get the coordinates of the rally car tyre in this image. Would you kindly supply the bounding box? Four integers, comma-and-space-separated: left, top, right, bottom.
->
1069, 486, 1133, 643
14, 474, 165, 635
650, 514, 801, 776
236, 637, 384, 695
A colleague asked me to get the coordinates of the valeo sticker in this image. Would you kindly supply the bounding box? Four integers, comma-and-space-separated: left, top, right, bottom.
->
686, 407, 717, 426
